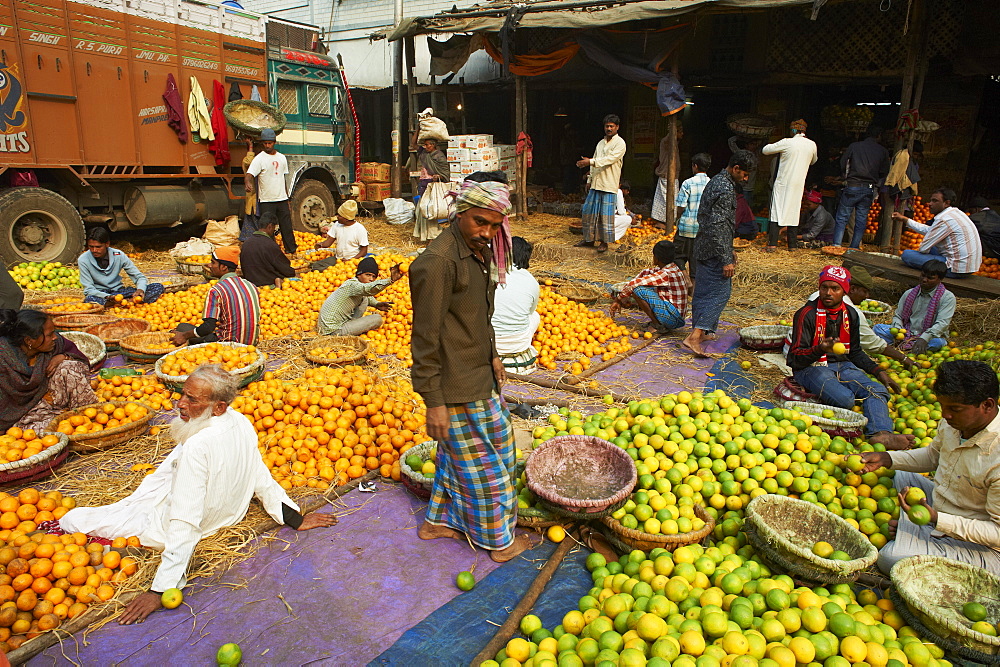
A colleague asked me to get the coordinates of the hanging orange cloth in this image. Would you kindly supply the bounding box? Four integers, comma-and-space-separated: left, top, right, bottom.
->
482, 37, 579, 77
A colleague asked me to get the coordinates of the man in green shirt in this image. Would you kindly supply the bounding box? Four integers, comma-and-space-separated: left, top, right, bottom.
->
317, 256, 401, 335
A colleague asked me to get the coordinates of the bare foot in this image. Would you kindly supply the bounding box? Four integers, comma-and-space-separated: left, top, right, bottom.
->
681, 333, 711, 359
490, 534, 539, 563
870, 432, 915, 451
418, 522, 464, 541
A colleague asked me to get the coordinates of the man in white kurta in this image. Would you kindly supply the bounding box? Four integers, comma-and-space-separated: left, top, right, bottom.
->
762, 119, 817, 251
492, 237, 541, 374
61, 365, 337, 625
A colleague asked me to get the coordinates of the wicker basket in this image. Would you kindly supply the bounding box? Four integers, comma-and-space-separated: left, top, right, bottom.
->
821, 246, 847, 257
601, 504, 714, 552
43, 302, 103, 317
161, 275, 204, 293
120, 332, 184, 364
27, 296, 84, 311
49, 401, 152, 452
855, 299, 894, 324
398, 440, 436, 500
174, 259, 210, 276
223, 99, 287, 136
891, 555, 1000, 659
745, 495, 878, 581
52, 313, 119, 332
739, 325, 791, 351
726, 113, 776, 139
526, 436, 636, 516
305, 336, 369, 366
733, 238, 753, 251
60, 332, 107, 370
557, 284, 604, 304
783, 400, 868, 438
0, 433, 72, 485
84, 318, 151, 351
772, 378, 816, 404
155, 341, 267, 390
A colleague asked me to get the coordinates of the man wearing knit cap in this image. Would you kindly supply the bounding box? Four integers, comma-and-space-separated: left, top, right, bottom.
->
762, 119, 817, 251
314, 200, 369, 261
787, 265, 913, 450
799, 190, 835, 246
317, 256, 402, 336
172, 246, 261, 346
410, 173, 536, 563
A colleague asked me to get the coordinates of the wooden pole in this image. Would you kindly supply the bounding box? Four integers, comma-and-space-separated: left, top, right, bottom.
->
515, 75, 528, 219
471, 537, 575, 667
405, 37, 419, 198
563, 336, 658, 385
664, 55, 681, 235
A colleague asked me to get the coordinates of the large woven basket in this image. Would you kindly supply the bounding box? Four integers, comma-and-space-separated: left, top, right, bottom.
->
888, 558, 1000, 662
174, 259, 210, 276
0, 433, 72, 485
601, 504, 714, 552
398, 440, 436, 500
739, 325, 791, 351
557, 284, 604, 304
726, 113, 775, 139
305, 336, 369, 366
160, 275, 204, 294
44, 302, 103, 317
783, 400, 868, 438
772, 378, 816, 404
27, 296, 84, 311
155, 341, 267, 390
855, 299, 894, 324
223, 99, 287, 136
52, 313, 119, 332
526, 436, 636, 517
733, 238, 753, 251
120, 332, 184, 364
49, 401, 152, 453
745, 495, 878, 582
513, 459, 559, 529
60, 332, 107, 370
84, 318, 150, 351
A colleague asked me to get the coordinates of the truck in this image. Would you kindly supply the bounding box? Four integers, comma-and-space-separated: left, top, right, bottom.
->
0, 0, 354, 265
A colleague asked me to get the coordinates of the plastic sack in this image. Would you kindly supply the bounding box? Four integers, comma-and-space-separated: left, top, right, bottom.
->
383, 198, 415, 225
202, 216, 241, 247
169, 237, 215, 258
418, 116, 450, 142
418, 182, 453, 221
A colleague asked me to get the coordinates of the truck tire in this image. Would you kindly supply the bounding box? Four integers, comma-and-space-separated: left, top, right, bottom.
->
290, 179, 338, 233
0, 188, 85, 265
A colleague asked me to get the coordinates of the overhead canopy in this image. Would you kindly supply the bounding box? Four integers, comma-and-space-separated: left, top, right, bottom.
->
387, 0, 822, 41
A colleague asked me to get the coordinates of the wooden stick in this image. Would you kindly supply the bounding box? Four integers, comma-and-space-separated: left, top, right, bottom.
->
504, 395, 570, 408
471, 537, 575, 667
507, 372, 633, 403
564, 337, 657, 385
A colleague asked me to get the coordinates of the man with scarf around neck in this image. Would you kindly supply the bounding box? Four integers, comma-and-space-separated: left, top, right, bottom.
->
873, 260, 954, 354
787, 266, 914, 451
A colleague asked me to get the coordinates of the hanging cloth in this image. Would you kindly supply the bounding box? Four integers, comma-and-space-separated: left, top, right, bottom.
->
885, 149, 914, 193
427, 34, 485, 76
482, 37, 580, 78
187, 77, 214, 143
162, 73, 188, 144
228, 81, 243, 102
516, 132, 533, 168
210, 80, 230, 165
250, 86, 263, 102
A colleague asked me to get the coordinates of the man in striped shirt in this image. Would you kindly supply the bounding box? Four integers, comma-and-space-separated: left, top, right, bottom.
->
173, 247, 261, 346
894, 188, 982, 278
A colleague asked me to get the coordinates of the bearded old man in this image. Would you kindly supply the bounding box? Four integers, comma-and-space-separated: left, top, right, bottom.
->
59, 365, 337, 624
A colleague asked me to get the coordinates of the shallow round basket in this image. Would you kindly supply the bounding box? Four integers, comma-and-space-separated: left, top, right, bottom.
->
601, 504, 714, 552
26, 295, 83, 311
526, 436, 636, 517
726, 113, 775, 139
820, 246, 847, 257
739, 324, 791, 351
398, 440, 436, 500
745, 495, 878, 582
49, 401, 152, 453
45, 302, 104, 317
557, 283, 604, 304
174, 259, 210, 276
155, 341, 266, 391
305, 336, 369, 366
120, 331, 184, 364
783, 400, 868, 438
568, 220, 583, 235
223, 99, 287, 136
84, 318, 150, 352
513, 459, 559, 529
60, 332, 107, 370
733, 238, 753, 251
161, 275, 204, 293
856, 300, 894, 323
890, 555, 1000, 659
773, 378, 815, 405
52, 313, 119, 332
0, 433, 72, 485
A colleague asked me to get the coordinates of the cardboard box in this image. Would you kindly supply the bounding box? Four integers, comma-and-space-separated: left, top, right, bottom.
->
499, 157, 516, 172
460, 162, 475, 175
467, 134, 493, 149
447, 148, 471, 162
497, 144, 516, 159
471, 147, 498, 162
365, 182, 391, 201
376, 163, 391, 182
359, 162, 380, 184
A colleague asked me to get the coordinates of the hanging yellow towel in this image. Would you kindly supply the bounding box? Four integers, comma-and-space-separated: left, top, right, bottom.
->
187, 77, 215, 143
885, 149, 912, 192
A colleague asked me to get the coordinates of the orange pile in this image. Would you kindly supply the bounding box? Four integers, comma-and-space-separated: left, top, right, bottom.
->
45, 302, 91, 314
867, 196, 933, 241
159, 342, 259, 375
112, 282, 211, 332
533, 286, 636, 373
0, 429, 62, 464
865, 200, 881, 234
33, 297, 79, 307
180, 255, 211, 264
623, 216, 669, 245
233, 366, 429, 489
0, 488, 140, 653
275, 230, 322, 251
900, 230, 924, 251
53, 403, 149, 436
91, 374, 178, 411
976, 257, 1000, 280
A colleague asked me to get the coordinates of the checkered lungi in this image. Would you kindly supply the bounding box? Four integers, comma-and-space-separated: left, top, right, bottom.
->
581, 189, 616, 243
84, 283, 165, 305
426, 392, 516, 550
632, 286, 685, 330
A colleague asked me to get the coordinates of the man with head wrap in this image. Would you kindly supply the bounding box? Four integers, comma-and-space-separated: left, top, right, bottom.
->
409, 174, 535, 563
762, 119, 817, 252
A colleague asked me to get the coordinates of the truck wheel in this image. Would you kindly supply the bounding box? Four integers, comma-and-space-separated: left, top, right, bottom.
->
0, 188, 85, 265
290, 179, 337, 233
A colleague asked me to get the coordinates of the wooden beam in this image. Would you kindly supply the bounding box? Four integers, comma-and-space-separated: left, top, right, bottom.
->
405, 37, 419, 198
665, 54, 681, 235
515, 75, 528, 219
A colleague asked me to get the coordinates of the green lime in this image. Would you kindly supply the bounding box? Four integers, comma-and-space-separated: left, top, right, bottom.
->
964, 602, 989, 622
216, 643, 242, 666
456, 571, 475, 591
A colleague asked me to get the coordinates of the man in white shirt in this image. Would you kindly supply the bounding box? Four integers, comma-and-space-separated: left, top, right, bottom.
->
492, 237, 541, 374
614, 181, 635, 242
893, 187, 983, 278
313, 200, 369, 261
60, 365, 337, 625
245, 128, 296, 254
576, 114, 627, 253
762, 119, 817, 252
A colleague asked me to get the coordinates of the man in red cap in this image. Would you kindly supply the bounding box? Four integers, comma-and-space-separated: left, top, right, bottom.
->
786, 265, 913, 450
799, 190, 835, 247
172, 246, 261, 346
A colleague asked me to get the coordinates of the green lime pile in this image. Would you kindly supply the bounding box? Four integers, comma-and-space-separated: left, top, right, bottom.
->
404, 445, 437, 480
485, 543, 948, 667
8, 262, 81, 291
532, 390, 899, 549
857, 300, 885, 313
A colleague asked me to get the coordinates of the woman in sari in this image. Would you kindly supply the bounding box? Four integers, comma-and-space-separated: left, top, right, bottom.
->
0, 309, 98, 433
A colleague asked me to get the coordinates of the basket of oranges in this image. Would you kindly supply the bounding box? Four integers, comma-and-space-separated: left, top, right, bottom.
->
52, 313, 119, 332
154, 341, 266, 390
84, 318, 151, 352
44, 302, 104, 317
174, 255, 212, 275
50, 401, 152, 452
0, 429, 71, 484
120, 332, 185, 364
305, 336, 369, 366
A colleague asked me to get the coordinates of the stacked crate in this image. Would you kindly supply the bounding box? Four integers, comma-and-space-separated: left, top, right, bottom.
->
359, 163, 391, 201
446, 135, 517, 186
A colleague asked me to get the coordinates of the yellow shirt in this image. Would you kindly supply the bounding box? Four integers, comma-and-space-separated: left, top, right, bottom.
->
889, 410, 1000, 549
588, 134, 627, 194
